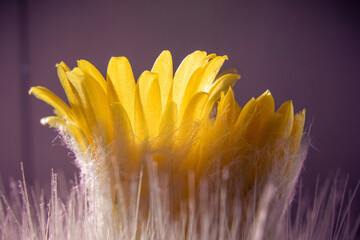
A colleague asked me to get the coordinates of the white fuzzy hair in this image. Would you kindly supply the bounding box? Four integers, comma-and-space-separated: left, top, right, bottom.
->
0, 159, 359, 240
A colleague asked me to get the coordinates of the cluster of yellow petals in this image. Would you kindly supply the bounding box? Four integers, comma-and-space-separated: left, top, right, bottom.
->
30, 50, 305, 194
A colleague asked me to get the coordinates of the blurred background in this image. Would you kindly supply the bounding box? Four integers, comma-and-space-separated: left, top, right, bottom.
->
1, 0, 359, 212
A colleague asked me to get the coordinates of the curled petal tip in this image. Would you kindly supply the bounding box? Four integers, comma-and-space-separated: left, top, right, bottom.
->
27, 86, 37, 95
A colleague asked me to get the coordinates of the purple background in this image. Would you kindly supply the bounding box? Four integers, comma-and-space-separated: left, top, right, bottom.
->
1, 0, 359, 207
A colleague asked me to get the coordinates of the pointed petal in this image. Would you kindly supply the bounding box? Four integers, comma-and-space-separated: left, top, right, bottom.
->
151, 50, 173, 110
173, 51, 208, 105
274, 100, 294, 140
236, 90, 275, 146
258, 100, 294, 147
217, 87, 239, 125
107, 57, 136, 126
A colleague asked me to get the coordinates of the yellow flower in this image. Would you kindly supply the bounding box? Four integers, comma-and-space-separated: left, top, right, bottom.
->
30, 50, 306, 212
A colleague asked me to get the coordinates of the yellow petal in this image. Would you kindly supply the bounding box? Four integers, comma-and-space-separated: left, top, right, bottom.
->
55, 64, 94, 141
67, 124, 88, 152
273, 100, 294, 140
107, 57, 136, 126
258, 100, 294, 147
57, 64, 85, 116
182, 92, 209, 123
216, 87, 239, 125
138, 71, 162, 137
151, 50, 173, 110
81, 73, 114, 143
41, 116, 87, 151
77, 60, 107, 93
155, 101, 179, 153
58, 61, 70, 71
208, 73, 240, 102
197, 55, 228, 92
235, 97, 254, 132
29, 86, 73, 121
215, 68, 238, 80
57, 62, 76, 108
66, 68, 97, 128
40, 116, 66, 128
179, 67, 203, 117
111, 102, 134, 143
235, 90, 275, 147
180, 56, 233, 116
173, 51, 208, 105
134, 82, 147, 141
178, 92, 209, 170
290, 109, 306, 153
159, 101, 178, 139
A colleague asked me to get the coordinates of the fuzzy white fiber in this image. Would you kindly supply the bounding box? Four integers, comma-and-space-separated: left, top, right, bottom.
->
0, 159, 359, 240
